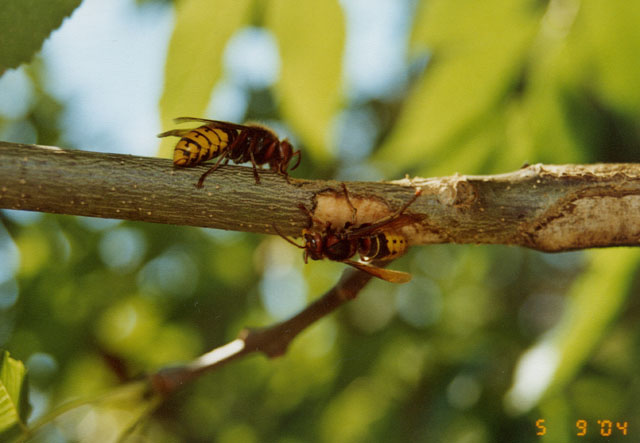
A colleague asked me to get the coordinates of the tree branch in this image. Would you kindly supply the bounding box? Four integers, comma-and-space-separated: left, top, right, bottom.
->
1, 141, 640, 251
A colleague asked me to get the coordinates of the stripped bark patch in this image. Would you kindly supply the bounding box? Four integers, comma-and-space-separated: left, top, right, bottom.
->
529, 195, 640, 251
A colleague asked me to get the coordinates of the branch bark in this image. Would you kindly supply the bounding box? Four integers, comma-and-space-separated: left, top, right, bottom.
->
1, 141, 640, 251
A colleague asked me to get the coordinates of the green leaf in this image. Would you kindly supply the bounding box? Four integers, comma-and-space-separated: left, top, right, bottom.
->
27, 380, 161, 442
515, 76, 587, 164
417, 110, 506, 177
508, 249, 640, 412
546, 249, 640, 394
158, 0, 253, 158
0, 350, 29, 437
266, 1, 345, 161
377, 0, 540, 175
0, 0, 83, 73
565, 2, 640, 115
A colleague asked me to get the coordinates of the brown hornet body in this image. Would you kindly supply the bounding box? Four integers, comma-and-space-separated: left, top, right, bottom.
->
302, 227, 408, 263
158, 117, 301, 187
276, 186, 421, 283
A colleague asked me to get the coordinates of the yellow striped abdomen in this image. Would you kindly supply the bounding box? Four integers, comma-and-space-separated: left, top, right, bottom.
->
360, 232, 408, 261
172, 126, 230, 167
381, 232, 408, 260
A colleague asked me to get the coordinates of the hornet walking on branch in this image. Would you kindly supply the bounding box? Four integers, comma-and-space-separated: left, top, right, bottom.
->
159, 117, 301, 188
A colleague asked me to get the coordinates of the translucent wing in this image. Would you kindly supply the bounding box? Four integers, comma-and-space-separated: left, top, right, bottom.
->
157, 128, 192, 138
343, 190, 422, 239
172, 117, 254, 131
343, 260, 411, 283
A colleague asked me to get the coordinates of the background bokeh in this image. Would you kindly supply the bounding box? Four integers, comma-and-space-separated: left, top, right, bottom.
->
1, 0, 640, 441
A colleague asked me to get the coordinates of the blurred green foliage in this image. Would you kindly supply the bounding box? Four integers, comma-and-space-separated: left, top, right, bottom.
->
1, 0, 640, 442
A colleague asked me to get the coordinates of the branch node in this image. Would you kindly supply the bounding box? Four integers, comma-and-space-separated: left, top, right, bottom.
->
239, 327, 290, 359
150, 367, 191, 396
437, 176, 477, 207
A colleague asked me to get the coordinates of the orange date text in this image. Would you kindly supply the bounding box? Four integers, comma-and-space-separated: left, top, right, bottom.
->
536, 419, 629, 437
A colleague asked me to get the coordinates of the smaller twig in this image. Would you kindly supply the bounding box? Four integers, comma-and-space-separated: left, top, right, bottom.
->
150, 266, 373, 395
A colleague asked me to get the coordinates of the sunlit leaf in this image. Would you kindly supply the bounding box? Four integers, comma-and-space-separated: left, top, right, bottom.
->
547, 249, 640, 393
28, 380, 160, 443
509, 0, 609, 164
266, 1, 345, 161
0, 0, 82, 73
158, 0, 252, 158
508, 249, 640, 412
96, 296, 160, 350
377, 0, 540, 175
516, 76, 587, 164
321, 378, 390, 443
0, 350, 29, 438
15, 229, 51, 278
418, 110, 507, 176
566, 2, 640, 115
408, 0, 431, 56
537, 396, 571, 442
